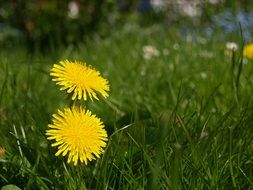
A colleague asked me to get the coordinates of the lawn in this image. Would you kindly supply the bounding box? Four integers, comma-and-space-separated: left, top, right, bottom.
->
0, 22, 253, 189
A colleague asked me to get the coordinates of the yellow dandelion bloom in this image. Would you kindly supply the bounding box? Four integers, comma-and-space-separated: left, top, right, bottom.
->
243, 43, 253, 59
46, 106, 108, 165
50, 60, 109, 101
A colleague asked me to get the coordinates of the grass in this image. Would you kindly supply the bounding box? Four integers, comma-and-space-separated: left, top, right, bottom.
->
0, 22, 253, 189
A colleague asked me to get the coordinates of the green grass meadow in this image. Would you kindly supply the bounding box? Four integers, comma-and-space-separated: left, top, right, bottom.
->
1, 23, 253, 189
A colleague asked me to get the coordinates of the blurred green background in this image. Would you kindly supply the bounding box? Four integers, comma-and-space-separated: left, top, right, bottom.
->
1, 0, 253, 52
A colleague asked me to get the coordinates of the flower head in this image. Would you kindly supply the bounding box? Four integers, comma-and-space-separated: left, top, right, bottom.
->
225, 42, 238, 58
51, 60, 109, 101
68, 1, 79, 19
243, 43, 253, 59
46, 106, 108, 165
226, 42, 238, 51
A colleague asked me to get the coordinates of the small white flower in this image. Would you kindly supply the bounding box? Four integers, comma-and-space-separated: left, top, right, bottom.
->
180, 1, 201, 17
151, 0, 168, 12
68, 1, 79, 19
200, 72, 207, 79
142, 45, 160, 60
226, 42, 238, 51
225, 42, 238, 58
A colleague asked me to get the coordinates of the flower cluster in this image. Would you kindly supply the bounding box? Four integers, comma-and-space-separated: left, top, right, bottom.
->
46, 60, 109, 165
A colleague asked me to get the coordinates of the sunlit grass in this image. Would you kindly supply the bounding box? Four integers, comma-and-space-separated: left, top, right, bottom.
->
0, 23, 253, 189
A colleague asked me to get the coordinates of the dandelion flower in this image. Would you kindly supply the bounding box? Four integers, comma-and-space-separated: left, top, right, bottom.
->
243, 43, 253, 59
46, 106, 108, 165
225, 42, 238, 58
226, 42, 238, 51
51, 60, 109, 101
